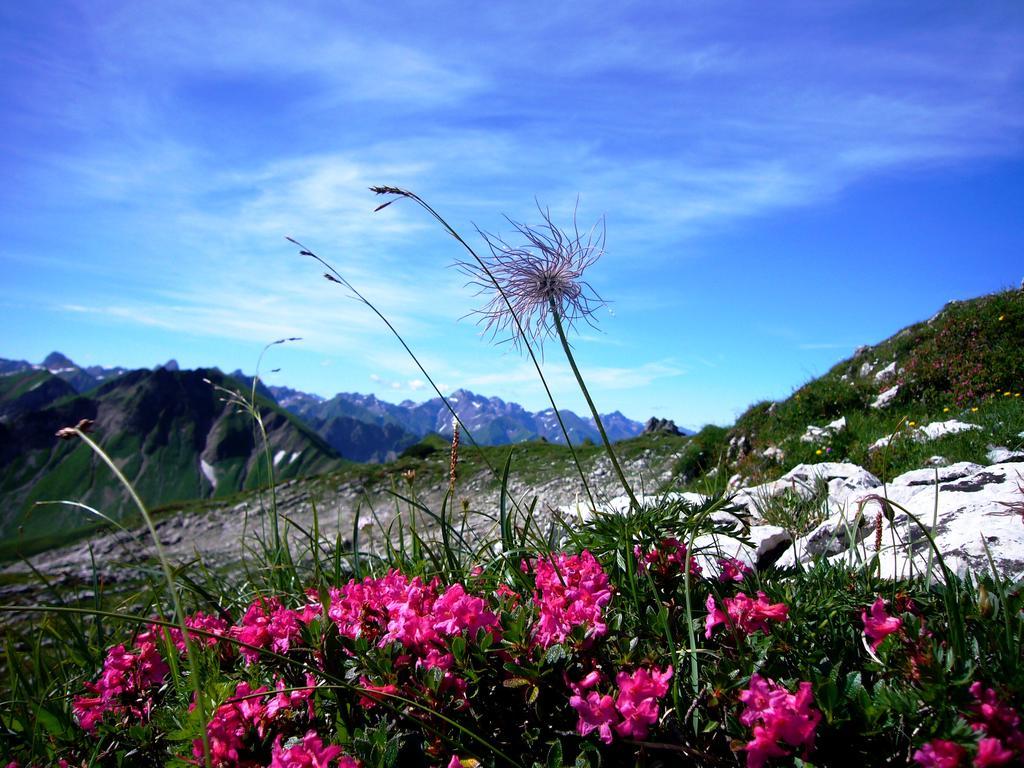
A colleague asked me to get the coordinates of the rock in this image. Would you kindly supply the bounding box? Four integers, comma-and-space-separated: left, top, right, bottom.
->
781, 462, 1024, 580
890, 462, 984, 487
874, 362, 897, 383
925, 456, 950, 467
800, 416, 847, 444
987, 446, 1024, 464
916, 420, 981, 441
776, 511, 871, 568
694, 525, 792, 575
858, 361, 874, 378
727, 434, 752, 461
871, 386, 899, 409
870, 421, 981, 452
643, 417, 682, 436
853, 345, 869, 357
762, 445, 785, 463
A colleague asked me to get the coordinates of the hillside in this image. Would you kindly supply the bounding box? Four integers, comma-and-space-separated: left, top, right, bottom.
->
0, 367, 342, 548
673, 288, 1024, 487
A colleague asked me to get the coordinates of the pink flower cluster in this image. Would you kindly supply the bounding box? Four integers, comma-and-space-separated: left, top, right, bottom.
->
910, 680, 1024, 767
72, 628, 169, 732
328, 571, 498, 654
328, 571, 498, 707
529, 551, 613, 648
269, 730, 358, 768
862, 597, 903, 652
705, 592, 789, 639
718, 557, 754, 583
634, 538, 701, 577
162, 611, 232, 654
738, 675, 821, 768
195, 675, 319, 767
569, 666, 673, 744
232, 596, 318, 665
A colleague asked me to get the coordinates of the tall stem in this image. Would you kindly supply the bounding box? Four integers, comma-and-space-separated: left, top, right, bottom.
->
548, 299, 639, 510
369, 189, 598, 512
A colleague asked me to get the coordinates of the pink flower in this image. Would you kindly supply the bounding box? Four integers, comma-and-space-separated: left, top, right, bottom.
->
738, 675, 821, 768
447, 758, 463, 768
913, 739, 966, 768
634, 538, 702, 577
613, 666, 673, 740
357, 676, 399, 709
862, 597, 903, 652
974, 738, 1015, 767
967, 682, 1024, 760
705, 592, 789, 639
529, 551, 612, 648
718, 557, 753, 583
266, 674, 318, 721
569, 690, 618, 744
569, 665, 672, 745
269, 730, 355, 767
432, 583, 499, 639
231, 596, 306, 664
72, 635, 168, 732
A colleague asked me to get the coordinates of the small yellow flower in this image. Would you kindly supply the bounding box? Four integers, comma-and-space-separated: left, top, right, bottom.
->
998, 314, 1005, 321
1016, 393, 1021, 398
971, 407, 979, 413
1005, 391, 1012, 397
815, 449, 823, 455
908, 421, 916, 427
943, 407, 950, 413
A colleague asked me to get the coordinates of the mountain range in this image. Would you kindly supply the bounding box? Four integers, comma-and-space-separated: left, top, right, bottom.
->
0, 352, 649, 545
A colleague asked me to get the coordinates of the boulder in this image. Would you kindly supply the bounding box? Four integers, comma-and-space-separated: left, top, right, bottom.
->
643, 417, 682, 436
987, 446, 1024, 464
874, 361, 897, 383
871, 386, 899, 409
799, 417, 847, 444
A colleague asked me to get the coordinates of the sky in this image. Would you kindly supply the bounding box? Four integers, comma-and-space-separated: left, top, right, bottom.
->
2, 1, 1022, 429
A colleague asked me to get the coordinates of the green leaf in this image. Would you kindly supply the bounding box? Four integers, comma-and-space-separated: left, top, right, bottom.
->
544, 643, 568, 665
546, 739, 564, 768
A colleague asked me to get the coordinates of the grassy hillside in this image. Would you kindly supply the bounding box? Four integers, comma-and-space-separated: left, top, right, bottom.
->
0, 367, 344, 550
676, 288, 1024, 486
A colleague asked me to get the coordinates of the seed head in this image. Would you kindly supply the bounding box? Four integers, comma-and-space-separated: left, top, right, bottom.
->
460, 204, 606, 348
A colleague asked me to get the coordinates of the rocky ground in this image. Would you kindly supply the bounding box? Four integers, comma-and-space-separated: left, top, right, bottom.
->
0, 447, 681, 603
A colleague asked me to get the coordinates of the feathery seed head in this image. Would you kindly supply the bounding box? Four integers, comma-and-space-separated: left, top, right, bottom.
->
460, 204, 606, 348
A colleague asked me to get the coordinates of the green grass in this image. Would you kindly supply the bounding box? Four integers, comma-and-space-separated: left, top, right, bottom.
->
682, 288, 1024, 487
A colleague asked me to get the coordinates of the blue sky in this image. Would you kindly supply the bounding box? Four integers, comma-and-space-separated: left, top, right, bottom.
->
2, 2, 1022, 429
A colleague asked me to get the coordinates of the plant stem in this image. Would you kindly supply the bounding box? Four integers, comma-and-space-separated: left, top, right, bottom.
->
548, 298, 639, 510
74, 429, 212, 768
368, 189, 598, 512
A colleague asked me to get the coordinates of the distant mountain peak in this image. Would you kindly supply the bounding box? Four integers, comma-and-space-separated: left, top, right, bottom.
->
42, 351, 76, 370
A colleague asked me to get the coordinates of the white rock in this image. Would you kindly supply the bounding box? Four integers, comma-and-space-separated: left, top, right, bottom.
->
870, 421, 981, 452
871, 386, 899, 409
273, 449, 287, 467
799, 417, 846, 444
781, 462, 1024, 580
762, 446, 785, 463
869, 435, 895, 452
916, 420, 981, 441
859, 361, 874, 378
890, 462, 984, 487
694, 525, 791, 575
874, 361, 897, 383
987, 446, 1024, 464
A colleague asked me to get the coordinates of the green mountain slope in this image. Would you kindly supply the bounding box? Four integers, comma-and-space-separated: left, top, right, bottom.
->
675, 288, 1024, 486
0, 367, 343, 544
